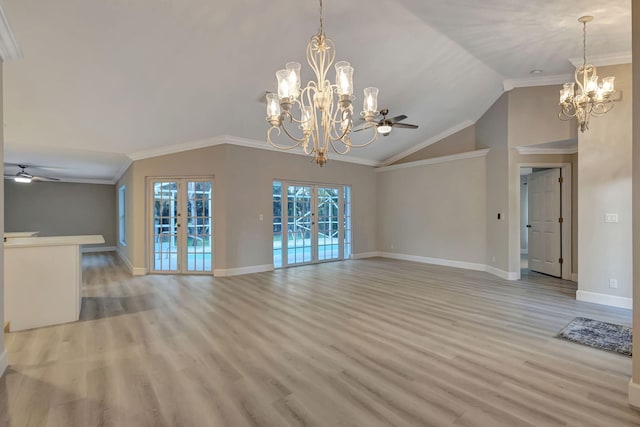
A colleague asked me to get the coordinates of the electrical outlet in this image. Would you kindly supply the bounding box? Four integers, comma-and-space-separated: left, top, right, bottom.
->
605, 213, 619, 223
609, 278, 618, 289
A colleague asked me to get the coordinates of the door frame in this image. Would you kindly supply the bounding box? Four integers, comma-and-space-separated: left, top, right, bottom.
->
146, 176, 214, 275
515, 163, 572, 281
275, 180, 348, 268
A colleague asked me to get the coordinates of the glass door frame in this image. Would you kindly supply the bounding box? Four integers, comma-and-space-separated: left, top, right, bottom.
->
147, 176, 214, 275
275, 180, 346, 269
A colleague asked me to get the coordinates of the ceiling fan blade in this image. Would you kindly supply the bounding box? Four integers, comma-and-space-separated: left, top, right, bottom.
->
32, 176, 61, 181
387, 115, 408, 124
392, 123, 419, 129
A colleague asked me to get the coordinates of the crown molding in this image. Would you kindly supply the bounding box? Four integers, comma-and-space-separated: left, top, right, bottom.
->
503, 74, 572, 91
515, 145, 577, 155
381, 120, 475, 166
569, 51, 632, 68
375, 148, 490, 173
127, 134, 382, 166
127, 135, 227, 161
0, 5, 21, 61
113, 158, 133, 183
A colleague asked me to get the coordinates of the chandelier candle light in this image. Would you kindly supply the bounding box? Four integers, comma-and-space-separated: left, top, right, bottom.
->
559, 16, 616, 132
265, 0, 381, 166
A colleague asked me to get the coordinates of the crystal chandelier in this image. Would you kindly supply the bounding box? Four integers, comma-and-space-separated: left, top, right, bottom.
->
265, 0, 380, 166
559, 16, 615, 132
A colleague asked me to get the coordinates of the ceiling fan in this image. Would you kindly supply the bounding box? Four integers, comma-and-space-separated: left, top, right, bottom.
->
354, 108, 419, 136
4, 164, 61, 183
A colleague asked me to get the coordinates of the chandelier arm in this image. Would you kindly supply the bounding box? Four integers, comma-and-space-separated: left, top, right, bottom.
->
342, 125, 379, 148
329, 139, 351, 155
328, 107, 352, 142
267, 126, 306, 150
591, 102, 614, 116
279, 121, 310, 145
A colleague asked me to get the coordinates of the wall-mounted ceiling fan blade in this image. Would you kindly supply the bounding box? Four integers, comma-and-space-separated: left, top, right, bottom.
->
392, 123, 419, 129
387, 115, 408, 124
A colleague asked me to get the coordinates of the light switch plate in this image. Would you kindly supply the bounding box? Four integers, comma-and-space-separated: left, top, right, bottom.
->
605, 213, 619, 223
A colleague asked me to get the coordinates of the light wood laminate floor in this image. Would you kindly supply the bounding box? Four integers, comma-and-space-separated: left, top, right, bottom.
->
1, 253, 638, 426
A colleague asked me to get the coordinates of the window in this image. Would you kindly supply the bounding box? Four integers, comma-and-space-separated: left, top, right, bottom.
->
343, 185, 351, 259
118, 185, 126, 245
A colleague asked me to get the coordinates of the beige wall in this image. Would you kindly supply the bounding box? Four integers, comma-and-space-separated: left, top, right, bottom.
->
117, 144, 377, 272
476, 93, 510, 272
0, 64, 5, 359
393, 125, 476, 164
5, 181, 117, 248
508, 85, 577, 146
376, 155, 487, 264
578, 63, 633, 301
632, 0, 640, 393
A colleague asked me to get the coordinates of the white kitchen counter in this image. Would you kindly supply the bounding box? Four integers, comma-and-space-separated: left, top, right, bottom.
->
4, 234, 105, 331
4, 231, 39, 239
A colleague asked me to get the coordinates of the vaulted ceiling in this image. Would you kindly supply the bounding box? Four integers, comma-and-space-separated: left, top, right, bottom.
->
1, 0, 632, 182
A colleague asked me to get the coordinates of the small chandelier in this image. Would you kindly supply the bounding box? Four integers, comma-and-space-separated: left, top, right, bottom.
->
559, 16, 615, 132
265, 0, 380, 166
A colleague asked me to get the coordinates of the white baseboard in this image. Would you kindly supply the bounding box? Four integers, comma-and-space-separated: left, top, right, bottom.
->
82, 246, 117, 253
571, 273, 578, 282
375, 252, 518, 281
116, 248, 146, 276
214, 264, 273, 277
0, 351, 7, 378
352, 252, 380, 259
378, 252, 487, 272
520, 249, 528, 254
485, 265, 519, 281
629, 380, 640, 409
576, 290, 632, 310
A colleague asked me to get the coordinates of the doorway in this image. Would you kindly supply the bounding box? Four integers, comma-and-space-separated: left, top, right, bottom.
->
518, 163, 572, 280
272, 181, 351, 268
148, 178, 213, 274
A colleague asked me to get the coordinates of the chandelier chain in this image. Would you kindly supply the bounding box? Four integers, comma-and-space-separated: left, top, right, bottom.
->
319, 0, 323, 35
582, 20, 587, 67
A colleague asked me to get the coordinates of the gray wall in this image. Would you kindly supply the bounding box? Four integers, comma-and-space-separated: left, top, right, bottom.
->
5, 181, 117, 248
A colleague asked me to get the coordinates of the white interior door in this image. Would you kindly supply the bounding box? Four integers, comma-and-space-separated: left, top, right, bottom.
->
528, 169, 562, 277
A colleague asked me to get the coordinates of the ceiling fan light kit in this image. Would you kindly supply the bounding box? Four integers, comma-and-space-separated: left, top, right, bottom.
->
559, 16, 616, 132
265, 0, 382, 167
14, 175, 32, 184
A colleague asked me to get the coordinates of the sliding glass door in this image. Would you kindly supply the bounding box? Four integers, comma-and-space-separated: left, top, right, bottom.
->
150, 178, 213, 274
273, 181, 351, 268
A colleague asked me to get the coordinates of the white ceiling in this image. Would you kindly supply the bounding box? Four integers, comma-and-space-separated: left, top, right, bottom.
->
1, 0, 632, 183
